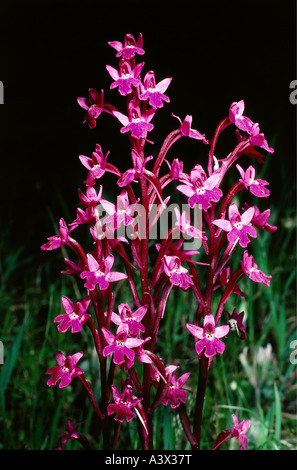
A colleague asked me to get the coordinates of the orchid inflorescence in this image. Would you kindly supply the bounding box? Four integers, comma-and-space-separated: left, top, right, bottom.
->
41, 33, 276, 450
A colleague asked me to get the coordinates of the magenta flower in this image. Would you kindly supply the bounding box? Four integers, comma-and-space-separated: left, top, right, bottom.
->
229, 100, 274, 154
55, 419, 86, 450
61, 258, 83, 276
108, 33, 145, 60
77, 88, 104, 129
45, 351, 84, 388
162, 255, 194, 290
174, 207, 207, 240
100, 190, 139, 231
107, 378, 142, 422
249, 122, 274, 154
229, 100, 253, 133
73, 205, 96, 226
110, 303, 148, 336
41, 218, 76, 251
244, 204, 277, 233
231, 414, 251, 450
80, 253, 127, 291
79, 144, 109, 186
54, 296, 91, 333
102, 323, 145, 368
225, 308, 246, 340
241, 250, 272, 286
113, 99, 156, 139
106, 59, 144, 96
117, 149, 153, 187
213, 203, 257, 247
187, 315, 229, 358
162, 366, 192, 409
166, 158, 186, 180
172, 113, 208, 143
213, 414, 251, 450
236, 164, 270, 197
78, 185, 103, 207
177, 164, 222, 210
140, 70, 172, 108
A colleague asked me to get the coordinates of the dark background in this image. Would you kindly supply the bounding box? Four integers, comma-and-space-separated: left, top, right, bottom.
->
0, 0, 295, 259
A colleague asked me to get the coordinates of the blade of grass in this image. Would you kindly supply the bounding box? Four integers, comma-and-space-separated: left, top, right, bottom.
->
273, 381, 281, 443
163, 407, 174, 450
0, 312, 28, 394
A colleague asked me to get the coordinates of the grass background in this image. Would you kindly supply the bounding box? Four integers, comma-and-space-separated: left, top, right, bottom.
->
0, 0, 296, 450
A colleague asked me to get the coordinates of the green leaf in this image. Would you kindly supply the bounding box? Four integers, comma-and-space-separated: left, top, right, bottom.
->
274, 382, 281, 443
0, 313, 28, 394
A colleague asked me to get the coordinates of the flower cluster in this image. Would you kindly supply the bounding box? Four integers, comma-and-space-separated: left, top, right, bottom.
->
42, 33, 275, 450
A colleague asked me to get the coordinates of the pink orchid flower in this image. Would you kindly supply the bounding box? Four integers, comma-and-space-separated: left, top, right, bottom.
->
243, 204, 277, 233
106, 59, 144, 96
162, 255, 194, 290
100, 190, 139, 232
249, 122, 274, 154
107, 378, 142, 422
172, 113, 208, 143
177, 164, 222, 210
213, 203, 257, 247
241, 250, 272, 286
108, 33, 145, 60
46, 351, 84, 388
79, 144, 109, 186
110, 303, 148, 336
113, 99, 156, 139
162, 365, 192, 409
231, 414, 251, 450
174, 207, 207, 240
54, 296, 91, 333
80, 253, 127, 291
78, 185, 103, 207
117, 149, 153, 187
41, 218, 76, 251
229, 99, 253, 133
187, 315, 229, 358
140, 70, 172, 108
102, 323, 145, 368
77, 88, 104, 129
236, 164, 270, 197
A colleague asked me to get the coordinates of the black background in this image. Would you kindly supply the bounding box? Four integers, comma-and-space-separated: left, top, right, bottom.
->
0, 0, 295, 258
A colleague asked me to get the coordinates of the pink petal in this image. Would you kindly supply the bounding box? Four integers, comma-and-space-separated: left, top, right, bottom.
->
106, 271, 128, 282
241, 206, 255, 225
77, 97, 89, 110
215, 324, 230, 338
79, 155, 93, 170
102, 327, 115, 345
212, 219, 232, 232
55, 351, 66, 367
204, 173, 220, 190
186, 323, 204, 339
113, 110, 130, 126
106, 64, 120, 81
176, 184, 195, 198
156, 77, 172, 93
61, 296, 75, 314
228, 203, 240, 220
86, 253, 99, 272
